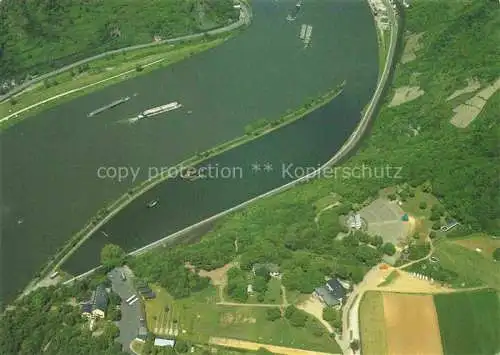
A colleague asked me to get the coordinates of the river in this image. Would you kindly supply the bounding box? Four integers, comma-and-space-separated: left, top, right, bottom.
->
0, 0, 378, 302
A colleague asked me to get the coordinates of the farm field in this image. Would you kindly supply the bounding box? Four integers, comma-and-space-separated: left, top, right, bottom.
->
383, 293, 443, 355
433, 238, 500, 289
143, 284, 340, 353
359, 291, 388, 355
434, 289, 500, 355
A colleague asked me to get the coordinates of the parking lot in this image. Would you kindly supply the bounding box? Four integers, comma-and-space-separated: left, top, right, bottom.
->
359, 198, 409, 245
108, 267, 144, 353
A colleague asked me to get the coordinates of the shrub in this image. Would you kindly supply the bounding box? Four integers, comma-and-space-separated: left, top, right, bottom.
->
493, 248, 500, 261
419, 201, 428, 210
266, 308, 281, 321
382, 242, 396, 256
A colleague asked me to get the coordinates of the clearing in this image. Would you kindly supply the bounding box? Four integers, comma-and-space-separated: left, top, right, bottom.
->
296, 295, 333, 333
209, 337, 340, 355
450, 77, 500, 128
401, 32, 424, 64
383, 293, 443, 355
434, 289, 500, 355
359, 198, 409, 245
446, 78, 481, 101
452, 233, 500, 259
359, 291, 388, 355
388, 86, 424, 107
433, 238, 500, 289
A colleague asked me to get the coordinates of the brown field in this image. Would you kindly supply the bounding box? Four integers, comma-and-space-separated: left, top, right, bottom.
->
209, 337, 339, 355
383, 293, 443, 355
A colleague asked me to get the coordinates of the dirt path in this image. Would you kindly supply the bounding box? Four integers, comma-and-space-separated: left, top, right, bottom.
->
314, 203, 339, 230
209, 337, 341, 355
296, 295, 334, 333
281, 285, 288, 306
216, 302, 281, 308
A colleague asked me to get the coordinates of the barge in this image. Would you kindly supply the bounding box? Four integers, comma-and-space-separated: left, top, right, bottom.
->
87, 96, 130, 117
137, 101, 182, 119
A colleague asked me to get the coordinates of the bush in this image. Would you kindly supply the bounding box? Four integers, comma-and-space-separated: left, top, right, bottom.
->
136, 64, 144, 72
382, 242, 396, 256
388, 193, 397, 201
493, 248, 500, 261
432, 220, 441, 230
419, 201, 428, 210
266, 308, 281, 321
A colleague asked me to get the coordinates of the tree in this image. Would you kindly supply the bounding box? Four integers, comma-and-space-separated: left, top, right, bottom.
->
432, 220, 441, 230
174, 339, 189, 353
136, 64, 144, 72
382, 242, 396, 256
100, 244, 126, 269
9, 97, 17, 106
350, 339, 360, 352
493, 248, 500, 261
253, 276, 268, 293
419, 201, 428, 210
370, 235, 384, 248
266, 308, 281, 321
255, 348, 274, 355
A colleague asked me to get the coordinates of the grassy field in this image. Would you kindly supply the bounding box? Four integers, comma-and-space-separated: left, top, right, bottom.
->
400, 187, 441, 220
359, 291, 388, 355
434, 289, 500, 355
0, 0, 237, 79
377, 270, 400, 287
143, 284, 339, 353
452, 234, 500, 260
0, 37, 228, 126
433, 238, 500, 289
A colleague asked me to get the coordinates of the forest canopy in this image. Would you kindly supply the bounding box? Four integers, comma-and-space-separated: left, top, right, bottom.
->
0, 0, 238, 80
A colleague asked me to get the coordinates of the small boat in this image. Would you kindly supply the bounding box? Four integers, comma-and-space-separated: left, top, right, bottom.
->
147, 200, 159, 208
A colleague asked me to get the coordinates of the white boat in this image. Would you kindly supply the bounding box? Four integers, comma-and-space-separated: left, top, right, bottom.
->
147, 200, 159, 208
137, 101, 182, 119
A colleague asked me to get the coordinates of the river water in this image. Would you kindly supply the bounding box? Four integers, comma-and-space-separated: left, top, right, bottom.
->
0, 0, 378, 302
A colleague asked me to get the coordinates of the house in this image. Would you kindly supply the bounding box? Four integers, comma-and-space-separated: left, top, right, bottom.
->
80, 284, 109, 319
81, 303, 92, 319
91, 284, 109, 318
314, 278, 347, 307
252, 263, 281, 278
154, 338, 176, 347
354, 213, 362, 230
247, 284, 253, 294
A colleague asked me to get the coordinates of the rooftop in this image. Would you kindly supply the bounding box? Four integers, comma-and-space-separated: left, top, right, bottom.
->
326, 278, 346, 299
154, 338, 175, 347
315, 286, 341, 306
92, 284, 108, 312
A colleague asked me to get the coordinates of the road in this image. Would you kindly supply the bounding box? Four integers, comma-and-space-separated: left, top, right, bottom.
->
339, 0, 399, 353
108, 266, 143, 353
0, 0, 251, 104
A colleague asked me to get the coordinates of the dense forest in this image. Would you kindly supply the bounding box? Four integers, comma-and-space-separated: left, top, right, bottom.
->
0, 276, 125, 354
0, 0, 238, 80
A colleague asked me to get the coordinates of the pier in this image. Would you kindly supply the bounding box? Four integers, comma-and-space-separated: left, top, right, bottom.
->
304, 25, 313, 47
299, 24, 307, 39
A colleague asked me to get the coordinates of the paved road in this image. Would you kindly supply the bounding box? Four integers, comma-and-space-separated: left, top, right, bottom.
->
109, 267, 143, 353
0, 0, 251, 103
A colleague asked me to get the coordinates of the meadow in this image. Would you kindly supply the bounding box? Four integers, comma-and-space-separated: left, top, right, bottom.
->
434, 289, 500, 355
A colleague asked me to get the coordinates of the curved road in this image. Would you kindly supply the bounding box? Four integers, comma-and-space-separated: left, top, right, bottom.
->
0, 1, 250, 104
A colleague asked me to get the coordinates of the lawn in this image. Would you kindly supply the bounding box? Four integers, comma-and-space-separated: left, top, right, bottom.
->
452, 234, 500, 260
433, 239, 500, 289
214, 306, 340, 353
359, 291, 388, 355
144, 284, 340, 353
313, 193, 341, 211
377, 270, 400, 287
434, 289, 500, 355
401, 187, 441, 220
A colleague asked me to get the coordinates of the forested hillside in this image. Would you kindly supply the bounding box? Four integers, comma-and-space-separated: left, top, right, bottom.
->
131, 0, 500, 296
0, 0, 237, 80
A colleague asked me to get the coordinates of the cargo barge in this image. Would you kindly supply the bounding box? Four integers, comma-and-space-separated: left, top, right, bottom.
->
137, 101, 182, 119
87, 96, 130, 117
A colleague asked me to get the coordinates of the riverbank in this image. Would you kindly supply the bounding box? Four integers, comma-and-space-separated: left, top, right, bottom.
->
24, 82, 346, 295
0, 0, 251, 129
0, 37, 228, 130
